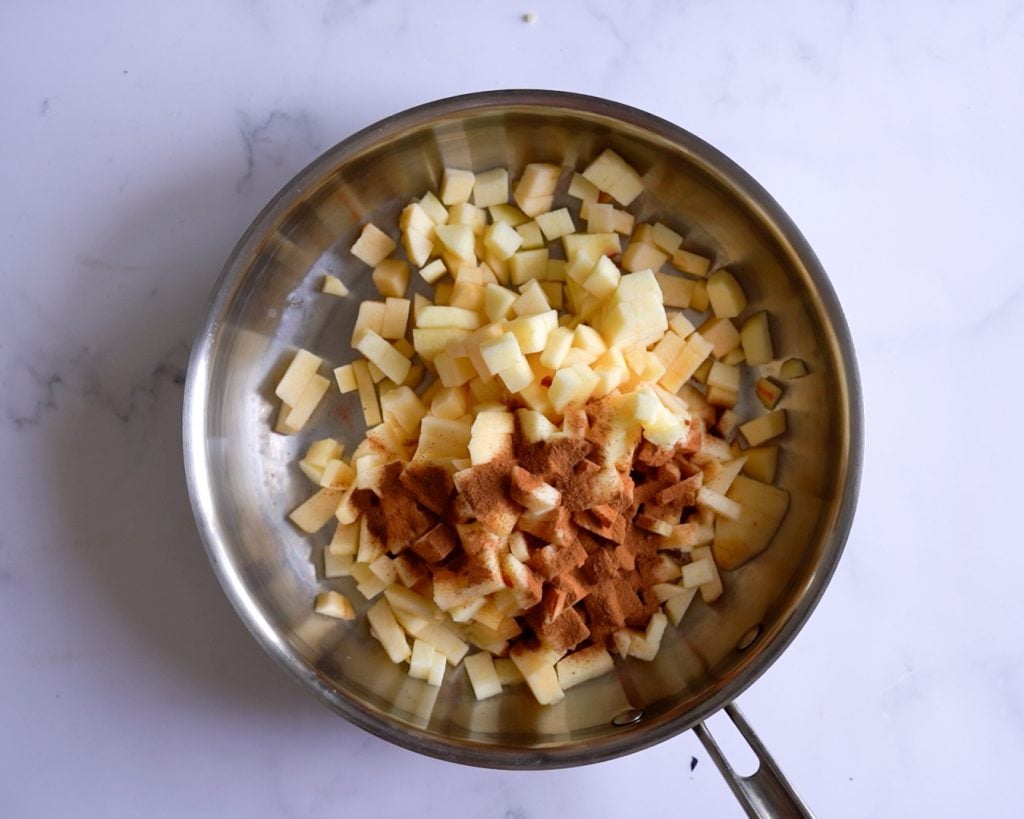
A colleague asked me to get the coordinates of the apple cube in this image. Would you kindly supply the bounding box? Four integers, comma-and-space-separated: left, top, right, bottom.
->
628, 612, 668, 661
380, 385, 426, 435
582, 148, 644, 206
289, 487, 346, 533
416, 305, 482, 330
473, 167, 509, 208
556, 645, 614, 690
441, 167, 476, 205
740, 311, 773, 365
707, 361, 741, 392
480, 332, 526, 376
510, 644, 565, 705
690, 279, 719, 315
673, 248, 711, 278
321, 274, 349, 297
548, 363, 599, 413
484, 220, 524, 260
498, 358, 534, 393
314, 590, 355, 621
655, 273, 695, 309
707, 269, 747, 318
562, 232, 621, 262
651, 222, 684, 254
713, 475, 790, 569
418, 259, 448, 285
742, 446, 779, 483
275, 349, 323, 406
535, 208, 575, 242
283, 373, 329, 430
449, 202, 487, 235
568, 172, 600, 201
513, 279, 551, 317
408, 638, 437, 680
355, 331, 411, 385
464, 652, 503, 700
351, 223, 396, 267
514, 163, 560, 206
509, 249, 550, 286
621, 242, 668, 273
509, 309, 558, 354
698, 317, 742, 358
434, 223, 475, 261
367, 598, 411, 664
414, 416, 472, 459
412, 327, 471, 361
484, 283, 517, 322
399, 201, 436, 237
598, 269, 669, 349
739, 409, 787, 446
780, 357, 809, 379
582, 255, 621, 299
517, 408, 558, 443
431, 386, 468, 420
663, 585, 699, 626
755, 377, 783, 409
378, 297, 410, 340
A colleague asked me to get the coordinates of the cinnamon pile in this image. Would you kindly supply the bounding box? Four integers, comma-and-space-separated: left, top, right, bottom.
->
354, 396, 710, 658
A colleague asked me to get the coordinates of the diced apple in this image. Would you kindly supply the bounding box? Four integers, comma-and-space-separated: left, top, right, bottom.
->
514, 163, 561, 208
621, 242, 668, 273
628, 612, 668, 661
513, 279, 551, 317
672, 248, 711, 278
510, 644, 565, 705
755, 377, 783, 409
739, 409, 787, 446
509, 310, 558, 354
713, 475, 790, 569
668, 312, 695, 338
707, 361, 741, 393
742, 446, 779, 483
707, 269, 747, 318
582, 149, 644, 206
556, 645, 614, 690
568, 172, 600, 201
412, 327, 471, 362
483, 219, 523, 261
479, 332, 526, 376
314, 590, 355, 620
473, 167, 509, 208
321, 274, 349, 297
509, 249, 550, 286
289, 487, 345, 533
275, 349, 323, 406
464, 652, 503, 700
548, 363, 600, 413
739, 311, 773, 365
367, 598, 411, 664
450, 202, 487, 235
351, 223, 396, 267
780, 358, 809, 379
690, 279, 710, 311
562, 232, 621, 262
663, 585, 699, 626
482, 283, 516, 322
535, 207, 575, 242
656, 273, 695, 308
441, 167, 476, 205
355, 331, 411, 385
351, 359, 381, 426
418, 259, 448, 285
434, 223, 475, 261
698, 317, 742, 358
696, 486, 742, 520
659, 333, 714, 393
690, 545, 723, 603
598, 269, 669, 350
416, 305, 482, 331
283, 373, 329, 430
581, 255, 620, 299
379, 297, 410, 340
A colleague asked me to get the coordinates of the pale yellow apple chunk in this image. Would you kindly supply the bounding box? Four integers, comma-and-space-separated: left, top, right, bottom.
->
275, 349, 323, 406
464, 652, 503, 700
739, 409, 787, 446
351, 223, 396, 267
555, 646, 614, 690
289, 487, 346, 533
314, 590, 355, 620
283, 373, 329, 430
713, 475, 790, 570
367, 598, 411, 664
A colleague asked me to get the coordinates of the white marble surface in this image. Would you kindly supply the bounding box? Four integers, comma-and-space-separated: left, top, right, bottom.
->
1, 1, 1021, 815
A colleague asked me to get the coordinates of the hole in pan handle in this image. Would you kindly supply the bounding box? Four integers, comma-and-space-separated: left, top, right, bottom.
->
693, 703, 814, 819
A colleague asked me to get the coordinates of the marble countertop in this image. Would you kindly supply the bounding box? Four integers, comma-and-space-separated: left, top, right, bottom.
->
2, 1, 1021, 816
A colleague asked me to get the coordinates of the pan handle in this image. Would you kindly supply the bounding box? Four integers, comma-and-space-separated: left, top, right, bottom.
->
693, 703, 814, 819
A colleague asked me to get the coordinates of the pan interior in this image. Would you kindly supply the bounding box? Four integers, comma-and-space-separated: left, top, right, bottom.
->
185, 93, 858, 768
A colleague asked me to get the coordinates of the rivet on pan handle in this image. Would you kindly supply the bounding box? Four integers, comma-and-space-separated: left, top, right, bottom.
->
693, 703, 814, 819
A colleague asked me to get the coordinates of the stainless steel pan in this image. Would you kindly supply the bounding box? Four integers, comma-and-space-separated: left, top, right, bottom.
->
183, 90, 862, 818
